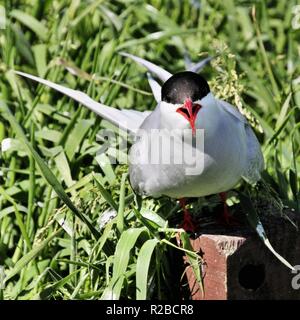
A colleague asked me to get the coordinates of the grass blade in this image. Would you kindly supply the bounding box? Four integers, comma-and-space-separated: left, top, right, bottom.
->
136, 238, 159, 300
239, 192, 295, 270
117, 173, 127, 234
0, 102, 99, 239
10, 10, 48, 41
4, 228, 62, 283
93, 174, 118, 211
101, 227, 147, 300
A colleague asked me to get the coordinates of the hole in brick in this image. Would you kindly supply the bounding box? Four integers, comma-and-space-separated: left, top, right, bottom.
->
238, 264, 265, 291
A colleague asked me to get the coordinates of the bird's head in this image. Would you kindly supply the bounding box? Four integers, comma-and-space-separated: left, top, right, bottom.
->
160, 71, 215, 134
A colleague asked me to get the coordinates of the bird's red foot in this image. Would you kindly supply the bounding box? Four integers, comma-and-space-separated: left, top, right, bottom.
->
179, 198, 198, 233
218, 192, 239, 226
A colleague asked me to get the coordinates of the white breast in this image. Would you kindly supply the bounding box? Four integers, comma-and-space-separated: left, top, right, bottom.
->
129, 97, 259, 198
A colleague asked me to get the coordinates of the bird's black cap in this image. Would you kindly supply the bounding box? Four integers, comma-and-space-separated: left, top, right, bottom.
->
161, 71, 210, 104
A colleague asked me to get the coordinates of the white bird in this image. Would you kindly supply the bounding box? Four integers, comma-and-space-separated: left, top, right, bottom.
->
14, 53, 264, 232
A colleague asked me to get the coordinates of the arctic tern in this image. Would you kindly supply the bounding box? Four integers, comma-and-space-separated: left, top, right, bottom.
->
15, 53, 264, 232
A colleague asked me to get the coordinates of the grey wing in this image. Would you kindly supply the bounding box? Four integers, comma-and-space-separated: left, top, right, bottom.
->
218, 99, 247, 123
138, 104, 161, 130
119, 52, 172, 82
120, 109, 152, 127
128, 105, 162, 196
218, 99, 264, 185
242, 124, 264, 185
14, 71, 151, 134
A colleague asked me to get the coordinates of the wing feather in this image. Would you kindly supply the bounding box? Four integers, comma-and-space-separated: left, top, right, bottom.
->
14, 71, 150, 134
218, 99, 264, 184
242, 125, 264, 184
119, 52, 172, 82
218, 99, 247, 123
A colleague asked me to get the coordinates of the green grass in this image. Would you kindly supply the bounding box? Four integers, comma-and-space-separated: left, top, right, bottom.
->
0, 0, 299, 300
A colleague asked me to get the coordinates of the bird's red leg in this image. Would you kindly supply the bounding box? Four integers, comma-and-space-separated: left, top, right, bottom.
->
179, 198, 197, 233
219, 192, 238, 226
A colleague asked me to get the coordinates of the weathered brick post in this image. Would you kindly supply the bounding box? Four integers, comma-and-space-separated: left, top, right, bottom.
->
184, 213, 300, 299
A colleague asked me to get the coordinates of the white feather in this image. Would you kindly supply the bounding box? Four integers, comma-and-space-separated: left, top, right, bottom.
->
14, 71, 150, 134
119, 52, 172, 82
147, 73, 161, 102
218, 99, 247, 123
183, 51, 193, 70
242, 124, 265, 184
188, 56, 213, 73
218, 100, 264, 184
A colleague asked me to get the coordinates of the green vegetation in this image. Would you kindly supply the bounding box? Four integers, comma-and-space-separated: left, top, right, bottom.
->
0, 0, 299, 300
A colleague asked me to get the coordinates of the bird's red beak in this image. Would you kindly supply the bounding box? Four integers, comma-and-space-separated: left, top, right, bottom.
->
176, 98, 201, 135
